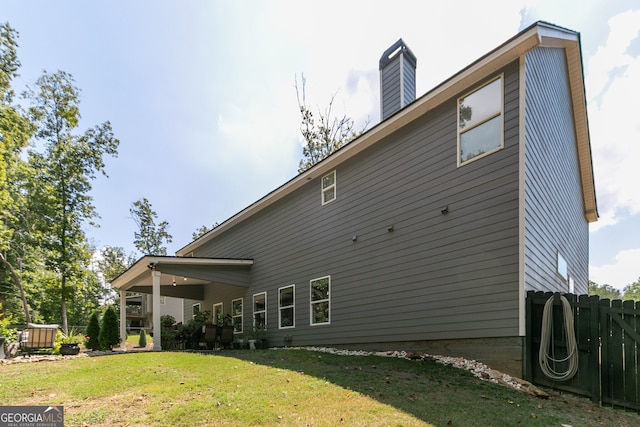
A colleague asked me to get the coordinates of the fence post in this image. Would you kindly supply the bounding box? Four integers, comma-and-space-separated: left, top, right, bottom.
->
524, 290, 534, 382
588, 294, 601, 404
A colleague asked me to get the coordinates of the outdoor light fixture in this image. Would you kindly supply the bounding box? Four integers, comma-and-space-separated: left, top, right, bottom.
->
172, 278, 176, 286
387, 225, 394, 232
352, 235, 358, 242
441, 205, 449, 215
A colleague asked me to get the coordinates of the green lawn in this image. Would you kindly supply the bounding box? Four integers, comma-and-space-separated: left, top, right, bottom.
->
1, 349, 638, 426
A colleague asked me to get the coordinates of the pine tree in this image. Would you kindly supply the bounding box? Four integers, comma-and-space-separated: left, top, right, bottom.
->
138, 329, 147, 348
86, 311, 101, 350
99, 306, 120, 350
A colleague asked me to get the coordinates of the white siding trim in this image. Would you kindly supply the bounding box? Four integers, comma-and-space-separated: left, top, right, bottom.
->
518, 55, 526, 337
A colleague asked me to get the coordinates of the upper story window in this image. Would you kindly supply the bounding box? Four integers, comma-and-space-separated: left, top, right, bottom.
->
457, 76, 503, 166
322, 171, 336, 205
310, 276, 330, 325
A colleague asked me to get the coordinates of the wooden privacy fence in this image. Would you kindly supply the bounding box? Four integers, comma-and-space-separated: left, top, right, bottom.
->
525, 291, 640, 411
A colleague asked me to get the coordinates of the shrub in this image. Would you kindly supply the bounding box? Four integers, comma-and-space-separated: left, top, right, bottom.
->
86, 312, 101, 350
138, 329, 147, 348
0, 304, 18, 343
99, 306, 120, 350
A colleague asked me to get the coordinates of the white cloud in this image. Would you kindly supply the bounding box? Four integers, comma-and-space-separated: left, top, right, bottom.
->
586, 9, 640, 231
590, 248, 640, 290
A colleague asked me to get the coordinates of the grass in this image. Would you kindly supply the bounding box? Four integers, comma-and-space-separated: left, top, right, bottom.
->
1, 349, 639, 426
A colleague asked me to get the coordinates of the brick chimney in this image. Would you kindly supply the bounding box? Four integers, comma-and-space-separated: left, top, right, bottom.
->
379, 39, 417, 121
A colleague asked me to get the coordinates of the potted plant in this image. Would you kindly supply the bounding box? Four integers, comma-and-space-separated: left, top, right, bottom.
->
244, 327, 269, 349
59, 328, 82, 355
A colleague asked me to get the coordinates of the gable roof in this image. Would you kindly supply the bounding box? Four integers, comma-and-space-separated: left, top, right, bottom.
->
178, 21, 597, 256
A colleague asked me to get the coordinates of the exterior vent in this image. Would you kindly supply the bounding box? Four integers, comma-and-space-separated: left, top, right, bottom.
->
379, 39, 417, 121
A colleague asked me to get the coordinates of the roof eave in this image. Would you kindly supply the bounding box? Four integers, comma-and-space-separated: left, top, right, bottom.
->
110, 256, 253, 291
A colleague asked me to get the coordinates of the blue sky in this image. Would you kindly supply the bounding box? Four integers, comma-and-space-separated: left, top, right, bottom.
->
3, 0, 639, 290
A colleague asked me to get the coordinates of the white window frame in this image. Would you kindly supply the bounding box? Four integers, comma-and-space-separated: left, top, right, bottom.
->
192, 303, 201, 319
557, 252, 568, 281
278, 285, 295, 329
321, 170, 336, 205
212, 302, 223, 325
310, 276, 331, 326
457, 75, 504, 167
232, 298, 243, 334
253, 292, 267, 329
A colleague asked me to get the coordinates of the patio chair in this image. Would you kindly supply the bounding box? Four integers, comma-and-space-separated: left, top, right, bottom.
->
218, 325, 234, 349
19, 323, 59, 355
201, 324, 218, 350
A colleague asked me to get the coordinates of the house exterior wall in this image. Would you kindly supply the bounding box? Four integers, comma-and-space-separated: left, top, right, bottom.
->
523, 47, 589, 294
160, 296, 184, 324
194, 60, 523, 350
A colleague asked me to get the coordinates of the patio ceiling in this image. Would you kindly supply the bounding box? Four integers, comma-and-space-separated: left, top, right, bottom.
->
110, 256, 253, 298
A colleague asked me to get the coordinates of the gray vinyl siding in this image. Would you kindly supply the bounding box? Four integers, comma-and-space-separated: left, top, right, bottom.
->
402, 55, 416, 107
380, 58, 402, 119
523, 47, 589, 294
380, 54, 416, 120
194, 61, 522, 347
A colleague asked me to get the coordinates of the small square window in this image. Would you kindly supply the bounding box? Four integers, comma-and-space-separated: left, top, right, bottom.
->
457, 76, 504, 166
322, 171, 336, 205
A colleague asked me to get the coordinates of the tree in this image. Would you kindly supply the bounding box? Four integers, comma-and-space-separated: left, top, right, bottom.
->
97, 246, 135, 283
99, 306, 120, 350
192, 223, 218, 241
588, 280, 622, 300
130, 198, 172, 256
622, 277, 640, 302
0, 22, 35, 323
296, 74, 367, 173
85, 311, 101, 350
138, 328, 147, 348
25, 70, 119, 332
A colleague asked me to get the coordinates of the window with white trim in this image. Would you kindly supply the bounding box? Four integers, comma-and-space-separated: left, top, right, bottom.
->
232, 298, 243, 333
322, 171, 336, 205
310, 276, 330, 325
253, 292, 267, 329
192, 303, 201, 319
457, 76, 503, 166
279, 285, 295, 329
213, 302, 223, 325
557, 252, 568, 281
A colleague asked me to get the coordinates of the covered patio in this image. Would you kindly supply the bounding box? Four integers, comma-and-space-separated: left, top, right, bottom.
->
110, 256, 253, 350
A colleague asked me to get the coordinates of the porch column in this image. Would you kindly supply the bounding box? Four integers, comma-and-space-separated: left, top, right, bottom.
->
120, 289, 127, 351
152, 270, 162, 350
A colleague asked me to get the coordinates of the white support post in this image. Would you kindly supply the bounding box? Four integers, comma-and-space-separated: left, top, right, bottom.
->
120, 289, 127, 351
152, 270, 162, 351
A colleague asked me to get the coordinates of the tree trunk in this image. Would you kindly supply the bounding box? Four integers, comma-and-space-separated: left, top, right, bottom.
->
0, 252, 31, 324
61, 274, 68, 334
